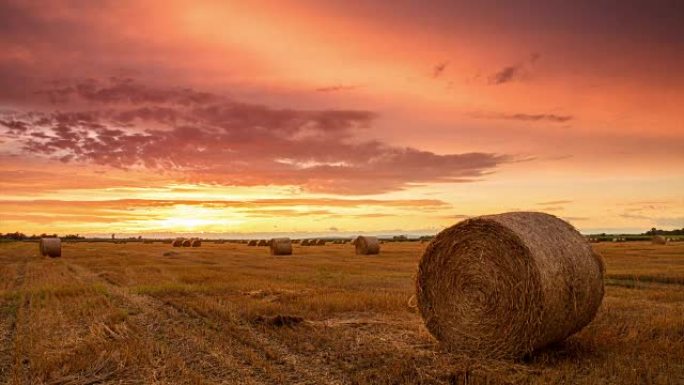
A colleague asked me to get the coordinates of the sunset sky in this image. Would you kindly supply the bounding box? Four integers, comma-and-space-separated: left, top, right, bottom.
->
1, 0, 682, 237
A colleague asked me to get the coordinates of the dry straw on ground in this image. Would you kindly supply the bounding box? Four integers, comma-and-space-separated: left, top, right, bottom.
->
652, 235, 668, 245
354, 236, 380, 255
39, 237, 62, 258
416, 211, 605, 359
269, 238, 293, 255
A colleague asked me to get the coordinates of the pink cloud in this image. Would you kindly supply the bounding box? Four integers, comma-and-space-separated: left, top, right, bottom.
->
1, 79, 510, 194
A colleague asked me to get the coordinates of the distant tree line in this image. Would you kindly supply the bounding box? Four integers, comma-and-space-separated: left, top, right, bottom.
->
644, 227, 684, 236
0, 232, 84, 240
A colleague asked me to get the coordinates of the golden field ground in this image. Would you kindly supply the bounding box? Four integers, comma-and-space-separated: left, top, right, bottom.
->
0, 241, 682, 385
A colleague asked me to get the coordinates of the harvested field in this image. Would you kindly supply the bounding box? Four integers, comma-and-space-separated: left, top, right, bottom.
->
0, 241, 682, 384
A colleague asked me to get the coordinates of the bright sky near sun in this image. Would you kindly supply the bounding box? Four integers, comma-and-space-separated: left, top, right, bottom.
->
0, 0, 683, 236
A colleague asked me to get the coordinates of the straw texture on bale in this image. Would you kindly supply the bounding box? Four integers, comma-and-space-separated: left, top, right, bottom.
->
172, 238, 184, 247
652, 235, 668, 245
39, 237, 62, 258
191, 239, 202, 247
416, 212, 604, 359
182, 239, 192, 247
354, 236, 380, 255
269, 238, 293, 255
248, 240, 257, 246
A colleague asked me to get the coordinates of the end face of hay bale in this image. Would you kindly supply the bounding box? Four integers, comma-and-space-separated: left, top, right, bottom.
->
416, 212, 604, 359
39, 237, 62, 258
354, 236, 380, 255
269, 238, 293, 255
182, 239, 192, 247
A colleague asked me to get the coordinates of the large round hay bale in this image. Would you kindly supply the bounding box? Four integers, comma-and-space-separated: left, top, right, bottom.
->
652, 235, 668, 245
191, 238, 202, 247
39, 237, 62, 258
172, 238, 184, 247
182, 239, 192, 247
354, 236, 380, 255
270, 238, 293, 255
416, 212, 604, 359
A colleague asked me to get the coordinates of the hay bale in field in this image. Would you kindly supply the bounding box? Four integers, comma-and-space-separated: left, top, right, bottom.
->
39, 237, 61, 258
248, 240, 258, 246
269, 238, 293, 255
191, 238, 202, 247
316, 239, 326, 246
182, 239, 192, 247
257, 239, 268, 246
652, 235, 668, 245
301, 239, 310, 246
291, 239, 300, 244
416, 212, 605, 359
354, 236, 380, 255
172, 238, 184, 247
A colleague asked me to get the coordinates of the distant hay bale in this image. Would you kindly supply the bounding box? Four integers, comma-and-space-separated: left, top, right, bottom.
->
257, 240, 267, 246
292, 239, 301, 244
248, 240, 258, 246
39, 237, 62, 258
301, 239, 310, 246
270, 238, 293, 255
354, 236, 380, 255
191, 238, 202, 247
652, 235, 668, 245
416, 212, 605, 359
182, 239, 192, 247
172, 238, 184, 247
316, 239, 326, 246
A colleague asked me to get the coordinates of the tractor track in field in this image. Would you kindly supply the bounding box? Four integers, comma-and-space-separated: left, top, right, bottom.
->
0, 251, 30, 384
63, 260, 347, 385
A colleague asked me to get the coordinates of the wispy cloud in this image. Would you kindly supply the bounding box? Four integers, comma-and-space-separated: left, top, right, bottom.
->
432, 61, 448, 78
488, 53, 540, 85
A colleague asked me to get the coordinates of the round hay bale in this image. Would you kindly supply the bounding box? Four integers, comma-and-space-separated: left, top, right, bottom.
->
191, 238, 202, 247
316, 239, 326, 246
301, 239, 310, 246
354, 236, 380, 255
652, 235, 668, 245
248, 240, 257, 246
172, 238, 184, 247
182, 239, 192, 247
257, 240, 267, 247
416, 212, 604, 359
270, 238, 293, 255
39, 237, 62, 258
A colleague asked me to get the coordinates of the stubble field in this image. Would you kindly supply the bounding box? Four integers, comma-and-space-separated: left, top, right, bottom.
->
0, 241, 682, 385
